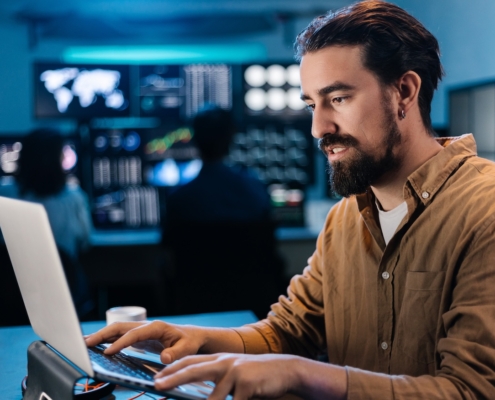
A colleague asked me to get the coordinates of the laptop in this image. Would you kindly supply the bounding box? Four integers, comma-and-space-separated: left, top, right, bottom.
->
0, 196, 225, 399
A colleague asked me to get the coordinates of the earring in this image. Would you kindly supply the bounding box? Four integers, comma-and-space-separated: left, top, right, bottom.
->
400, 109, 406, 120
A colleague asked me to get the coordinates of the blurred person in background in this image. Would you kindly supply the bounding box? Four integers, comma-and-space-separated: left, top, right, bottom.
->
162, 105, 285, 317
0, 128, 93, 320
165, 104, 271, 224
17, 128, 92, 261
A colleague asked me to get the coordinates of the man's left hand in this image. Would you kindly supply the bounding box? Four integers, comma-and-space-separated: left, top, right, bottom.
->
154, 353, 302, 399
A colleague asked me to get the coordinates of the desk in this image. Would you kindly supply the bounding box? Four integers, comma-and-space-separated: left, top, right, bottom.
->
0, 311, 257, 400
87, 199, 337, 247
89, 227, 319, 247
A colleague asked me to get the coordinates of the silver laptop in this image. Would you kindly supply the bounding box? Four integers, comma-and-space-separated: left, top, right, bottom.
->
0, 196, 221, 399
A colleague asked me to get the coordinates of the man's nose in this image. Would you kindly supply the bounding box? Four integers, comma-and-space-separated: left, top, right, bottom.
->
311, 108, 337, 139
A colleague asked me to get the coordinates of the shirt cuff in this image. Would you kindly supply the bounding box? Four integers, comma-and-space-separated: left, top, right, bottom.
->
232, 320, 284, 354
346, 366, 393, 400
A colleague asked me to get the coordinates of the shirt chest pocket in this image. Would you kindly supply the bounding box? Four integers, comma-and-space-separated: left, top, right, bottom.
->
394, 271, 446, 366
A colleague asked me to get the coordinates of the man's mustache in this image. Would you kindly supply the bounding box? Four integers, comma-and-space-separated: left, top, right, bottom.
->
318, 133, 359, 154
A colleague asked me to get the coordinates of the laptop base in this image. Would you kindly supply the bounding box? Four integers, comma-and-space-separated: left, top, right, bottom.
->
23, 341, 115, 400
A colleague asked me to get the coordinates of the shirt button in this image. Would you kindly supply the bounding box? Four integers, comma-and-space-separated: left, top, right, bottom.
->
381, 271, 390, 280
421, 191, 430, 199
381, 341, 389, 350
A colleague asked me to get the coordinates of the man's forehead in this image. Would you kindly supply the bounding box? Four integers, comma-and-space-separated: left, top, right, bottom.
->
299, 45, 379, 93
300, 45, 365, 72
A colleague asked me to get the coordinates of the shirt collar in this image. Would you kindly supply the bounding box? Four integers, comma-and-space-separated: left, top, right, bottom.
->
356, 133, 477, 210
407, 134, 477, 206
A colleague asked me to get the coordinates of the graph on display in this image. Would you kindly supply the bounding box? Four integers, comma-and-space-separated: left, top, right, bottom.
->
139, 64, 232, 119
141, 126, 201, 187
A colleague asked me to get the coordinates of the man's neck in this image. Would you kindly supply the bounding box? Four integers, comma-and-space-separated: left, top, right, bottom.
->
371, 130, 444, 211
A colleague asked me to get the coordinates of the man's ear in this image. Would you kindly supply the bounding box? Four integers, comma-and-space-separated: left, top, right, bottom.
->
397, 70, 422, 116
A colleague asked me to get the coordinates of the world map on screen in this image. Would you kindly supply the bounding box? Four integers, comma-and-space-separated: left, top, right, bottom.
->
40, 67, 126, 113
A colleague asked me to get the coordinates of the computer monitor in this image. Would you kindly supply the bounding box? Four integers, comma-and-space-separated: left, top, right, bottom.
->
227, 119, 314, 227
88, 127, 160, 229
0, 134, 80, 181
141, 125, 201, 188
242, 63, 307, 118
228, 119, 314, 186
0, 136, 23, 179
139, 64, 232, 120
88, 125, 202, 229
267, 183, 306, 227
62, 135, 82, 182
34, 62, 131, 119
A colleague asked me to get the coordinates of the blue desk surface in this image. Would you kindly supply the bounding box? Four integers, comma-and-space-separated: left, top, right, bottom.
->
90, 227, 319, 246
0, 310, 257, 400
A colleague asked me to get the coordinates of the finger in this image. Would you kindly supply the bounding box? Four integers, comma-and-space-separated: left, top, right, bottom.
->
84, 322, 144, 347
156, 354, 220, 377
132, 339, 165, 354
155, 360, 222, 391
208, 375, 235, 400
105, 323, 168, 354
159, 338, 213, 365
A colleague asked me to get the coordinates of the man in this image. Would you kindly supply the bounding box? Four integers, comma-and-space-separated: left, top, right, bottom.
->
86, 1, 495, 398
163, 105, 282, 317
164, 104, 271, 225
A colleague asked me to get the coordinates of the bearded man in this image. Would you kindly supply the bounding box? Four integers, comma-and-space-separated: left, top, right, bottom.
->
86, 1, 495, 398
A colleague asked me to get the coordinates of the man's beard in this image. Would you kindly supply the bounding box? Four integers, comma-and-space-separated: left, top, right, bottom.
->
320, 106, 402, 198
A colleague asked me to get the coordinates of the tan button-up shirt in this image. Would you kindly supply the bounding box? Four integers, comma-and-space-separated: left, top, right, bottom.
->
234, 134, 495, 398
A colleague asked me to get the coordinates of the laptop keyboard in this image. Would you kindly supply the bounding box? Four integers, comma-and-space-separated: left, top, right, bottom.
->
89, 345, 158, 381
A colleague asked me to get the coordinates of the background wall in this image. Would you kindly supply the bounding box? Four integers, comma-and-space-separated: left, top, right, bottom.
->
394, 0, 495, 129
0, 17, 31, 132
2, 0, 495, 133
0, 0, 341, 133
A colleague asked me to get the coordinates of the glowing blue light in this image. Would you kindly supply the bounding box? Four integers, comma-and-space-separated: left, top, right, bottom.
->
62, 44, 267, 64
123, 131, 141, 152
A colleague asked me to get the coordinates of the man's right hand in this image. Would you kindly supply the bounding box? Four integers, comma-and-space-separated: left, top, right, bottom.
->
84, 321, 243, 364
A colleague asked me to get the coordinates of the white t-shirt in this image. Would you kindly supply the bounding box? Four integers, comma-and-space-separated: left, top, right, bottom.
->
377, 201, 408, 245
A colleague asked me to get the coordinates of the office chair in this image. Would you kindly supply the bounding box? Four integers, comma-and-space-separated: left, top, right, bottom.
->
163, 220, 286, 319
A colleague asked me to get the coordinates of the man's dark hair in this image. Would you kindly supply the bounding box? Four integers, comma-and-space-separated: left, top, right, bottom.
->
17, 128, 66, 197
294, 0, 444, 133
192, 104, 235, 162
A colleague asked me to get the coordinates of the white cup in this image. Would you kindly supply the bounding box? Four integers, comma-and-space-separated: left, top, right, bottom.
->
106, 306, 147, 325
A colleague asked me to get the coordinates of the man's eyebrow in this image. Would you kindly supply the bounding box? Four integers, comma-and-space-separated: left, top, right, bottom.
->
300, 82, 356, 101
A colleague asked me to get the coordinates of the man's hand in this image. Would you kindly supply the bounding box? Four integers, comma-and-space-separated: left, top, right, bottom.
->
155, 353, 300, 399
84, 321, 243, 364
154, 353, 348, 400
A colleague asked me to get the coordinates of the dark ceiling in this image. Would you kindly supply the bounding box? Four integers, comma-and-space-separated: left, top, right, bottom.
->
1, 0, 351, 43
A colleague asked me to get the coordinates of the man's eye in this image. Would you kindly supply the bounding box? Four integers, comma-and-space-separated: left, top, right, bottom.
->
305, 104, 315, 113
332, 97, 347, 104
